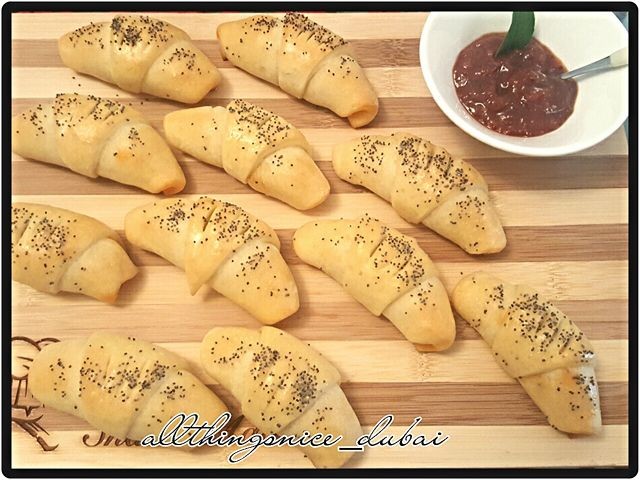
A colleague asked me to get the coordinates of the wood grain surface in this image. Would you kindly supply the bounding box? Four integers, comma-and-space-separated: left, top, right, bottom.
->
10, 11, 629, 469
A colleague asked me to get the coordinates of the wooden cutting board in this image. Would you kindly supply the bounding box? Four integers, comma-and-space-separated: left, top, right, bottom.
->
10, 11, 629, 469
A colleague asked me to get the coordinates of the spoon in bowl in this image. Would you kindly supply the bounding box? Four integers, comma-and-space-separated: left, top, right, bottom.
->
561, 46, 628, 80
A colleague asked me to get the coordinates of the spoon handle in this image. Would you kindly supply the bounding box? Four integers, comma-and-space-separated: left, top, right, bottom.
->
609, 46, 629, 67
561, 47, 628, 80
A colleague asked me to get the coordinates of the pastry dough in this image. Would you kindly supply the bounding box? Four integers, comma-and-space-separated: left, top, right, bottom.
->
29, 332, 228, 442
452, 272, 601, 434
201, 326, 363, 468
293, 215, 456, 351
333, 133, 506, 254
217, 13, 378, 127
125, 197, 299, 324
12, 93, 186, 194
164, 100, 329, 210
12, 203, 137, 303
59, 15, 220, 103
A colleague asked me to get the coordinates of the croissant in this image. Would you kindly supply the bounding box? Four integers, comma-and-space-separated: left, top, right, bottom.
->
29, 332, 228, 442
201, 326, 363, 468
333, 133, 506, 254
452, 272, 601, 434
164, 100, 330, 210
12, 93, 186, 194
58, 14, 220, 103
217, 13, 378, 128
125, 197, 299, 324
11, 203, 137, 303
293, 215, 456, 351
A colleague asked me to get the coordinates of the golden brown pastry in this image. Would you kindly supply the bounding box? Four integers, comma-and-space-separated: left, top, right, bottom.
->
125, 197, 299, 324
11, 203, 137, 303
452, 272, 601, 434
12, 94, 186, 194
333, 133, 506, 254
164, 100, 330, 210
59, 15, 220, 103
29, 332, 228, 442
201, 326, 363, 468
293, 216, 456, 351
217, 13, 378, 127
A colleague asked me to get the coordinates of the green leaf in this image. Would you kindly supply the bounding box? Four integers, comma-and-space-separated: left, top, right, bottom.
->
495, 12, 535, 57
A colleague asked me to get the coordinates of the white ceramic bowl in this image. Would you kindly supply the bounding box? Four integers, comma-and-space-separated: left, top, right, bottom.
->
420, 12, 629, 156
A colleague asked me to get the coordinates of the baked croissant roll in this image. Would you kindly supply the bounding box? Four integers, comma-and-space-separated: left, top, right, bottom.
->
333, 133, 506, 254
452, 272, 601, 434
125, 197, 299, 324
293, 216, 456, 351
59, 15, 221, 103
29, 332, 228, 443
12, 93, 186, 194
217, 13, 378, 128
12, 203, 137, 303
164, 100, 330, 210
201, 326, 363, 468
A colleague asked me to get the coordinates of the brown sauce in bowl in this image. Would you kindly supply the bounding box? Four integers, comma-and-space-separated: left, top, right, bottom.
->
452, 32, 578, 137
